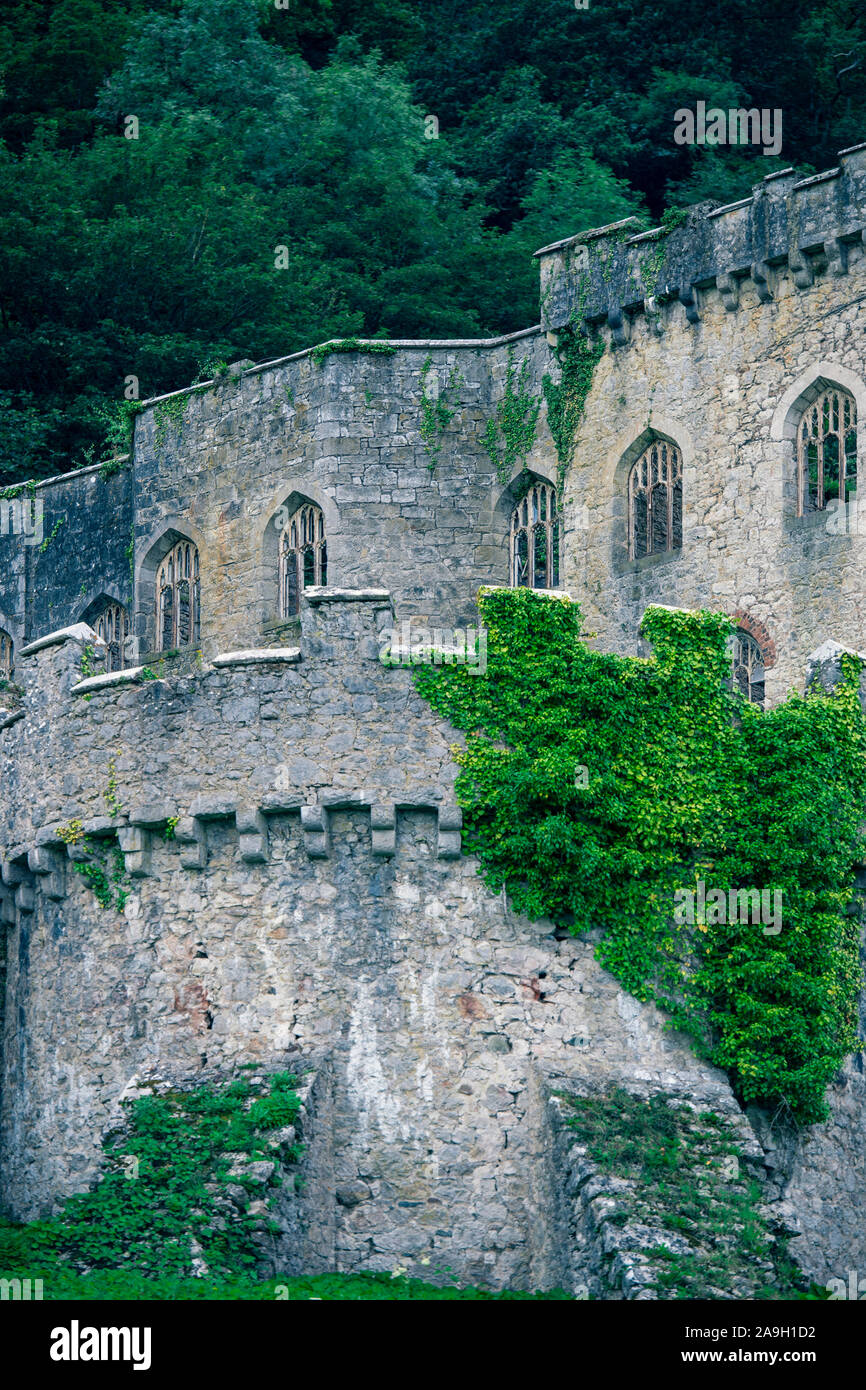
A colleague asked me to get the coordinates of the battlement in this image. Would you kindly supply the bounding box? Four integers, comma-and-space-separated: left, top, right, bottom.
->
0, 588, 468, 922
536, 143, 866, 343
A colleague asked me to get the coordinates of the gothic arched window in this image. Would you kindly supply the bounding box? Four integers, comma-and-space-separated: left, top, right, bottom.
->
797, 387, 857, 512
731, 631, 765, 707
628, 439, 683, 559
94, 603, 129, 673
280, 504, 326, 617
510, 482, 559, 589
156, 540, 200, 650
0, 630, 12, 680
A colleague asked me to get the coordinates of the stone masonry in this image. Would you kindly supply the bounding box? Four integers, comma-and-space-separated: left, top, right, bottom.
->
2, 144, 866, 1293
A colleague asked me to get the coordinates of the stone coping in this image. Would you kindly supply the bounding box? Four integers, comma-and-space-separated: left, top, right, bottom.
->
19, 623, 102, 657
71, 666, 147, 695
478, 584, 575, 601
212, 649, 301, 667
137, 327, 543, 413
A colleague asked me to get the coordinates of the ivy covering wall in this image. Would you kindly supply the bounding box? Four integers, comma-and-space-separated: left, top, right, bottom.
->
415, 588, 866, 1125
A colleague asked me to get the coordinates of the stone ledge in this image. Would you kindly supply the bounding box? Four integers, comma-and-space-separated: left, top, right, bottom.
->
0, 709, 25, 730
71, 666, 146, 695
303, 587, 391, 604
19, 623, 101, 658
212, 649, 301, 667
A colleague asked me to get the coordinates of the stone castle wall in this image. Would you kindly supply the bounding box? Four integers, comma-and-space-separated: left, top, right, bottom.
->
543, 143, 866, 701
2, 595, 866, 1290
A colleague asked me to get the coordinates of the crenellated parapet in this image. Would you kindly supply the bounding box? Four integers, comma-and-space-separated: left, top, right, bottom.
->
0, 589, 465, 924
536, 143, 866, 344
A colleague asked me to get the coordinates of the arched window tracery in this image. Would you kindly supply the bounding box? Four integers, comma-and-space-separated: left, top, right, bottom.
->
797, 386, 857, 513
280, 503, 326, 616
93, 603, 129, 672
628, 439, 683, 559
155, 540, 200, 650
731, 630, 765, 708
510, 482, 559, 589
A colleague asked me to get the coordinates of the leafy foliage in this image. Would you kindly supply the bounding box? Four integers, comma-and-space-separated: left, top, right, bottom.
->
542, 326, 605, 487
0, 1214, 569, 1298
482, 347, 541, 483
2, 0, 863, 482
15, 1073, 303, 1282
414, 588, 866, 1124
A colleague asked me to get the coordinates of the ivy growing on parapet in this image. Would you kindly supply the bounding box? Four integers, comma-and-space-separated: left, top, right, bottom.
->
414, 586, 866, 1127
153, 394, 190, 452
310, 338, 397, 366
482, 348, 542, 485
419, 356, 463, 472
638, 207, 690, 301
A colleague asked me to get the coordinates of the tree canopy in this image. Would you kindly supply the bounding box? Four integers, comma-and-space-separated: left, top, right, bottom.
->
0, 0, 863, 482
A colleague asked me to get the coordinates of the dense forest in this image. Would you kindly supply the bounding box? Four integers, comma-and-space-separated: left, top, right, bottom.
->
0, 0, 864, 484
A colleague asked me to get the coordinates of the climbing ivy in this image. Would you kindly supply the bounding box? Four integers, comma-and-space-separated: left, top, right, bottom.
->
104, 752, 124, 818
37, 516, 66, 554
482, 348, 542, 484
57, 822, 130, 913
413, 587, 866, 1125
153, 394, 189, 451
419, 356, 461, 472
310, 338, 397, 366
542, 325, 604, 491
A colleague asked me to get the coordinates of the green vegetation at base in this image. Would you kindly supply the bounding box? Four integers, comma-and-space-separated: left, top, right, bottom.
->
0, 1074, 302, 1285
0, 1068, 571, 1300
560, 1088, 825, 1300
414, 588, 866, 1125
0, 1233, 569, 1300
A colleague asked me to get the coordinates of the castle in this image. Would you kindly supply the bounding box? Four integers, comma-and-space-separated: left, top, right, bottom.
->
1, 143, 866, 1295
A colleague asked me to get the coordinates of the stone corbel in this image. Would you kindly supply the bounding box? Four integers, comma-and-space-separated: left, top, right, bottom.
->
787, 248, 813, 289
236, 806, 269, 864
715, 273, 739, 312
437, 805, 463, 860
370, 804, 396, 857
15, 881, 35, 913
27, 846, 67, 900
117, 825, 152, 878
750, 261, 774, 303
301, 805, 331, 859
678, 285, 701, 323
607, 306, 630, 347
824, 235, 848, 278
